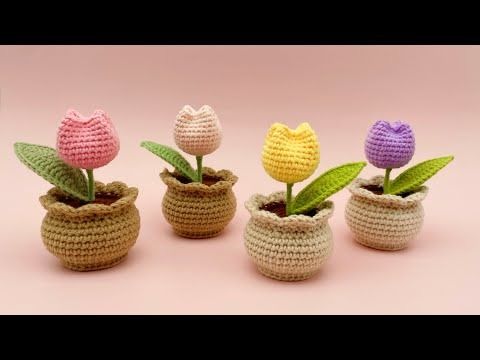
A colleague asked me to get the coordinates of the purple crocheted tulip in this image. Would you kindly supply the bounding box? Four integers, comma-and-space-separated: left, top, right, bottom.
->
365, 121, 415, 169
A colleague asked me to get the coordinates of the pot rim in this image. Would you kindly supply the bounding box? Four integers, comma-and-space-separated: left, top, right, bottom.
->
160, 166, 238, 193
39, 181, 138, 217
347, 175, 428, 207
245, 191, 334, 227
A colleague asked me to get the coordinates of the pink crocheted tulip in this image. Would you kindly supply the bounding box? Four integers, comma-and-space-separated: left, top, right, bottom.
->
56, 109, 120, 169
174, 105, 222, 156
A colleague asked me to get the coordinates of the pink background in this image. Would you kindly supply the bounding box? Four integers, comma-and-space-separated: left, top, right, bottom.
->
0, 45, 478, 314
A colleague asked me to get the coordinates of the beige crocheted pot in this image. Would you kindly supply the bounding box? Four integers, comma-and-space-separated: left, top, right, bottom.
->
345, 176, 428, 251
244, 191, 334, 281
40, 181, 140, 271
160, 167, 238, 239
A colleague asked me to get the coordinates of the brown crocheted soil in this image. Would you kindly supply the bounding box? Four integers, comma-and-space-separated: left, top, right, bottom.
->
362, 185, 415, 198
58, 194, 121, 208
362, 185, 384, 195
261, 201, 287, 217
175, 174, 222, 186
260, 201, 317, 218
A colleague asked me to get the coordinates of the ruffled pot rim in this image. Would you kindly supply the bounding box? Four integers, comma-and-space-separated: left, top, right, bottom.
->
245, 191, 334, 227
160, 167, 238, 193
347, 175, 428, 207
39, 181, 138, 217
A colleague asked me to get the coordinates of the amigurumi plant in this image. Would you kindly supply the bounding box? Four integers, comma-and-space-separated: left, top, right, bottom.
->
244, 122, 366, 281
345, 120, 454, 250
14, 109, 140, 271
141, 105, 237, 239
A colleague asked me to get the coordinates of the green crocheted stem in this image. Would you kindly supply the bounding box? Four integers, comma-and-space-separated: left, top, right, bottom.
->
140, 141, 197, 181
14, 142, 89, 201
86, 169, 95, 201
196, 156, 203, 183
291, 161, 367, 215
388, 155, 454, 195
383, 168, 392, 194
286, 183, 293, 216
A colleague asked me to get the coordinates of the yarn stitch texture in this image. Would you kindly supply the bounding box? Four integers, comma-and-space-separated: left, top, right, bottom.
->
174, 105, 222, 156
160, 167, 237, 238
14, 143, 88, 201
40, 181, 140, 271
57, 109, 120, 169
244, 192, 334, 281
262, 123, 319, 184
345, 176, 427, 250
365, 121, 415, 169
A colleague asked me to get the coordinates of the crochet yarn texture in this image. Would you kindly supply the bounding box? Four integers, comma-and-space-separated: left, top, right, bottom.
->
244, 192, 333, 281
160, 167, 237, 238
262, 123, 319, 184
345, 176, 427, 250
174, 105, 222, 156
14, 142, 89, 201
40, 181, 140, 271
365, 121, 415, 169
57, 109, 120, 169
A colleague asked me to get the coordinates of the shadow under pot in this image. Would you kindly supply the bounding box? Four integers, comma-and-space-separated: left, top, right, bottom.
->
160, 167, 238, 239
40, 181, 141, 271
244, 191, 334, 281
345, 176, 428, 251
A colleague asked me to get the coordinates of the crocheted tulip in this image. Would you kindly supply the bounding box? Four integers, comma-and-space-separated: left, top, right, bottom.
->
174, 105, 222, 156
365, 120, 415, 169
262, 122, 319, 184
56, 109, 120, 169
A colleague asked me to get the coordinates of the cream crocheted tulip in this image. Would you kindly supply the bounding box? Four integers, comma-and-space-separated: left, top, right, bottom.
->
262, 123, 319, 184
174, 105, 222, 156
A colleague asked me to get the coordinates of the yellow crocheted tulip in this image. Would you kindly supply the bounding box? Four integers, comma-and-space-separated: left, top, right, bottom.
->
262, 122, 320, 184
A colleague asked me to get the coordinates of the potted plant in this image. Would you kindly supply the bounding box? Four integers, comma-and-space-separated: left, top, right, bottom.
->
14, 109, 141, 271
345, 120, 454, 250
140, 105, 238, 239
244, 122, 366, 281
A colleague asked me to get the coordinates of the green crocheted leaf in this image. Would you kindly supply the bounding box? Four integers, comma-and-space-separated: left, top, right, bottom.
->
14, 142, 89, 201
291, 162, 367, 215
140, 141, 197, 181
388, 156, 454, 195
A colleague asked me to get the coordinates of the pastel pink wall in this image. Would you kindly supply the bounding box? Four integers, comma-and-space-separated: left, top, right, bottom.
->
0, 46, 478, 314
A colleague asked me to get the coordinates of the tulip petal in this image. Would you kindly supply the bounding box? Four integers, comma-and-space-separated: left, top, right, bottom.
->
262, 122, 320, 184
56, 109, 120, 169
365, 120, 415, 169
174, 105, 222, 156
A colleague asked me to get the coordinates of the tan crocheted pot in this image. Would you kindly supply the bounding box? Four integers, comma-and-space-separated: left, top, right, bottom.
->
40, 181, 140, 271
160, 167, 238, 239
345, 176, 428, 251
244, 192, 334, 281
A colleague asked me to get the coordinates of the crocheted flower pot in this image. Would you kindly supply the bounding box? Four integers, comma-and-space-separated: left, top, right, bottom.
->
244, 191, 334, 281
160, 167, 238, 239
40, 181, 140, 271
345, 176, 428, 250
